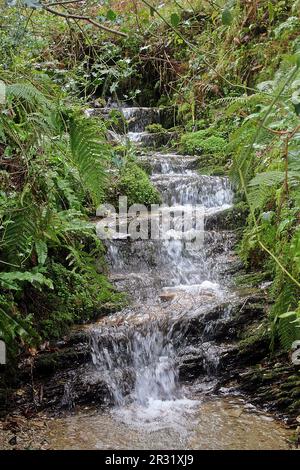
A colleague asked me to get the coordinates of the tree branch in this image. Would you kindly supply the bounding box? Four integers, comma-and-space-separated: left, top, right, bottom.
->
47, 1, 84, 5
43, 5, 128, 37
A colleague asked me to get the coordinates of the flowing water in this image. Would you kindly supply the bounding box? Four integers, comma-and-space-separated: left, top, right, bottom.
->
46, 107, 290, 449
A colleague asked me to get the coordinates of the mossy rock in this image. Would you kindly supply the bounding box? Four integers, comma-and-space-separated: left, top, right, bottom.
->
117, 161, 161, 207
33, 347, 90, 375
145, 123, 166, 134
181, 129, 227, 156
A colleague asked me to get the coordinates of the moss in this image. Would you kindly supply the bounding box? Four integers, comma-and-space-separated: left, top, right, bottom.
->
145, 123, 166, 133
138, 161, 152, 175
185, 119, 207, 132
117, 161, 161, 207
289, 400, 300, 412
291, 389, 300, 399
281, 381, 299, 390
287, 375, 300, 382
206, 203, 249, 230
197, 153, 229, 175
237, 319, 270, 354
25, 262, 126, 341
34, 348, 89, 374
181, 129, 226, 156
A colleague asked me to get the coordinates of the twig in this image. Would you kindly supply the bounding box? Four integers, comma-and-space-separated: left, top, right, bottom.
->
47, 0, 84, 5
43, 5, 127, 37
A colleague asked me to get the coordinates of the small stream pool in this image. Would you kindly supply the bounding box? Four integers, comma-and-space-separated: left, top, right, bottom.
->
46, 395, 291, 450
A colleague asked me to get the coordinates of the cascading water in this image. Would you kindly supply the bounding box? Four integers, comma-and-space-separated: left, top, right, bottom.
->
89, 106, 237, 421
90, 318, 180, 408
43, 106, 291, 449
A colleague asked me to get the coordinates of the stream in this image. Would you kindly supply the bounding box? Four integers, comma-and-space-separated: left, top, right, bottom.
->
46, 107, 290, 449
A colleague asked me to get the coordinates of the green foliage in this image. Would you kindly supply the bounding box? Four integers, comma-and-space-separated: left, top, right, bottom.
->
117, 160, 161, 207
6, 82, 53, 112
0, 74, 125, 357
170, 13, 180, 28
0, 294, 38, 352
181, 129, 227, 156
69, 116, 110, 206
1, 0, 300, 367
32, 261, 125, 339
221, 9, 233, 26
0, 269, 53, 291
226, 55, 300, 351
145, 123, 166, 134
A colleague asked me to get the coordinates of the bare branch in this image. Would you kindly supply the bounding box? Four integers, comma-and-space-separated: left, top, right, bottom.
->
43, 5, 128, 37
47, 1, 85, 5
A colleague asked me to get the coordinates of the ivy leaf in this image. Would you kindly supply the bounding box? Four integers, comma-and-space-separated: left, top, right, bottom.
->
221, 9, 233, 26
170, 13, 180, 28
106, 9, 117, 21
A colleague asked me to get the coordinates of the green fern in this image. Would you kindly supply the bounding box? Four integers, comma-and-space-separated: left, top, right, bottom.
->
0, 269, 53, 290
6, 82, 54, 112
278, 316, 300, 350
2, 208, 38, 266
69, 117, 110, 206
214, 93, 268, 116
0, 298, 38, 346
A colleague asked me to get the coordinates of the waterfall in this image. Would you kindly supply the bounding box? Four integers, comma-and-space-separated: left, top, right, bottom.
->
91, 106, 235, 411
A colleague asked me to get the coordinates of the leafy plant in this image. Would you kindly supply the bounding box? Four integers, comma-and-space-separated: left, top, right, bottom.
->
69, 116, 110, 206
227, 53, 300, 350
0, 74, 122, 357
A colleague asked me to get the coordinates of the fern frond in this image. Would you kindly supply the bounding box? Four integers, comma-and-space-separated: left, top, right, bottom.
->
248, 170, 285, 187
2, 208, 38, 266
214, 93, 269, 116
0, 270, 53, 290
69, 117, 110, 206
278, 316, 300, 350
6, 82, 54, 111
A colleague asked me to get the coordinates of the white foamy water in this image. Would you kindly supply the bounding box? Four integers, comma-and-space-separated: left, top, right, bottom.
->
112, 397, 199, 435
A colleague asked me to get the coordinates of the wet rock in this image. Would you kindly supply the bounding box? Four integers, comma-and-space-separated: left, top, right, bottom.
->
177, 346, 204, 380
236, 357, 300, 425
122, 106, 176, 132
9, 435, 17, 446
205, 203, 249, 231
128, 131, 177, 148
33, 346, 90, 375
227, 408, 243, 418
159, 292, 176, 302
